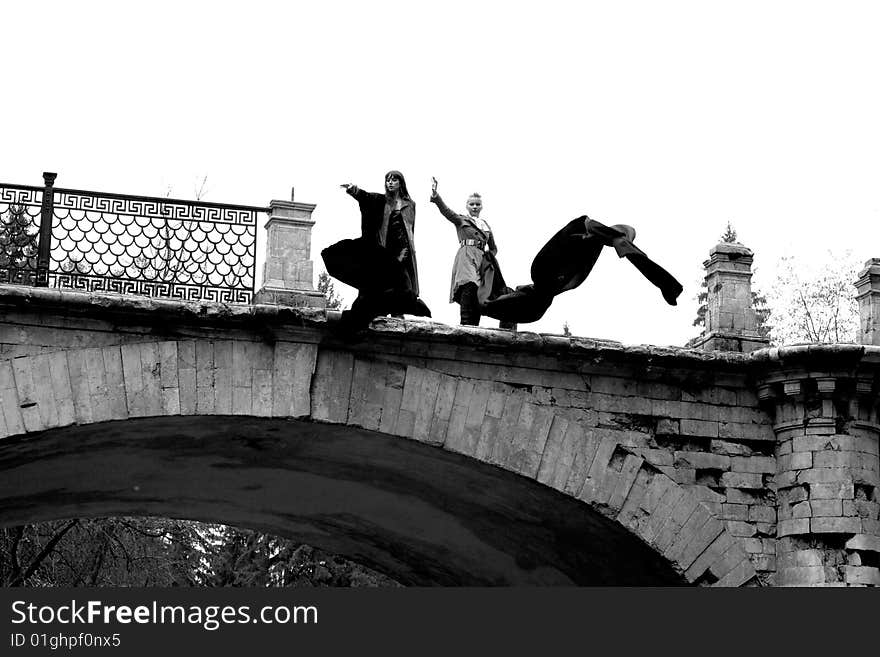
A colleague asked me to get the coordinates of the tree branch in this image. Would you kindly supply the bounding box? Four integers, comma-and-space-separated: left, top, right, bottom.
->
9, 520, 79, 587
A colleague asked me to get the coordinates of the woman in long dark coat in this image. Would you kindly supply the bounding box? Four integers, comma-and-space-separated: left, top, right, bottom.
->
322, 170, 430, 333
429, 178, 512, 327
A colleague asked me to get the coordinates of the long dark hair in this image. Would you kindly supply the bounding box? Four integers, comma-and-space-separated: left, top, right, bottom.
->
384, 170, 411, 201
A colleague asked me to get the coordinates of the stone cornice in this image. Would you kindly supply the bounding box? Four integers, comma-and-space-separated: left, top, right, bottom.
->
749, 343, 880, 370
0, 284, 753, 373
5, 285, 880, 377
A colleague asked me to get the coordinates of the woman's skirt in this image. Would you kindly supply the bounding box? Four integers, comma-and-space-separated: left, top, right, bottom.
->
321, 238, 431, 329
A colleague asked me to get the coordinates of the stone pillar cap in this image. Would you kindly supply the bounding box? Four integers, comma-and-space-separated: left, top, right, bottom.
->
709, 242, 753, 258
269, 199, 317, 212
854, 258, 880, 293
703, 242, 754, 270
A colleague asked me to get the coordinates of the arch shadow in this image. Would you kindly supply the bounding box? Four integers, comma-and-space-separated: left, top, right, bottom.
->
0, 416, 686, 586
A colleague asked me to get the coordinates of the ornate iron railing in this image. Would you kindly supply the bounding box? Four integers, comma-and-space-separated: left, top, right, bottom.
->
0, 173, 267, 304
0, 183, 43, 285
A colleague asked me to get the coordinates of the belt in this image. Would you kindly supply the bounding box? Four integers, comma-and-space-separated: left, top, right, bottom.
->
460, 239, 485, 249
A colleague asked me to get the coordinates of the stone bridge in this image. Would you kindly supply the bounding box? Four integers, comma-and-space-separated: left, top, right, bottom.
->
2, 254, 879, 586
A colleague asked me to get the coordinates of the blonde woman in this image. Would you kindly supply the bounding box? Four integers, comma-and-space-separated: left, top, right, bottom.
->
430, 177, 513, 328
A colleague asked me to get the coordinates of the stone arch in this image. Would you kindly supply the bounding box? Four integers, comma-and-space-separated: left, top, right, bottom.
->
0, 340, 757, 586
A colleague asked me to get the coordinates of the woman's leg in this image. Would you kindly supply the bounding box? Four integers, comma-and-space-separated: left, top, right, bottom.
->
457, 282, 481, 326
386, 263, 414, 318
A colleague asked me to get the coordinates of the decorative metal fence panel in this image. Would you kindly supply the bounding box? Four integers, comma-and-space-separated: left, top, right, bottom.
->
0, 184, 43, 285
1, 174, 266, 304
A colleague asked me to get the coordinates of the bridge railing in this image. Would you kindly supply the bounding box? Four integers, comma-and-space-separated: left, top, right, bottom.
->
0, 172, 267, 304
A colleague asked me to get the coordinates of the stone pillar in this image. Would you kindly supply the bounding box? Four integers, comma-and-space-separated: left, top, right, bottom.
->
855, 258, 880, 346
254, 196, 325, 309
692, 242, 769, 353
756, 346, 880, 587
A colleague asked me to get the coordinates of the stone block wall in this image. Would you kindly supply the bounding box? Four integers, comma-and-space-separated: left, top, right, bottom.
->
755, 348, 880, 586
309, 341, 762, 586
2, 285, 879, 586
334, 328, 779, 584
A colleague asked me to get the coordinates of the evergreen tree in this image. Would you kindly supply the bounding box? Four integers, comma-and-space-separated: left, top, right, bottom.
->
719, 221, 738, 244
317, 271, 343, 309
0, 203, 39, 284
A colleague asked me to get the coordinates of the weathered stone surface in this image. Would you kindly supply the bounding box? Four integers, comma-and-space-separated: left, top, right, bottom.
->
843, 566, 880, 586
811, 517, 862, 534
777, 566, 828, 587
606, 454, 645, 512
616, 467, 653, 527
810, 481, 855, 500
777, 549, 824, 569
731, 456, 776, 473
778, 518, 810, 537
685, 531, 734, 582
674, 451, 730, 470
846, 534, 880, 552
810, 499, 843, 517
713, 556, 757, 587
720, 471, 764, 489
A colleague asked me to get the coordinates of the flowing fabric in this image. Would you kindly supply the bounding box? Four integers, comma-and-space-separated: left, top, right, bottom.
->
481, 216, 682, 324
321, 237, 431, 333
321, 238, 404, 293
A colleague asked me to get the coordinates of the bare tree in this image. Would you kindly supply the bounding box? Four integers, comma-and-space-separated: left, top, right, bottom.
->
0, 518, 398, 587
764, 250, 861, 345
134, 176, 212, 288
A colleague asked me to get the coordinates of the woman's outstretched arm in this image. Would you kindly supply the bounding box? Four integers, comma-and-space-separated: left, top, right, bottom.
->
429, 177, 463, 227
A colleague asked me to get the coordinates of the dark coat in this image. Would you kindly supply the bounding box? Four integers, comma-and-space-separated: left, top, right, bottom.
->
348, 188, 420, 297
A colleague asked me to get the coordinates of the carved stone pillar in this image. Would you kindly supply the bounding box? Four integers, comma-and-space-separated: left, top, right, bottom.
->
754, 345, 880, 586
692, 242, 769, 353
254, 197, 325, 309
855, 258, 880, 346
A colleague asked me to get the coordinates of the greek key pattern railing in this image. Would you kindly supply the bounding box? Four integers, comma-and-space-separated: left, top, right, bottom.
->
1, 174, 266, 304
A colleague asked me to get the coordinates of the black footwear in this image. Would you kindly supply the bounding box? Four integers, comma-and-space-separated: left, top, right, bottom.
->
662, 284, 683, 306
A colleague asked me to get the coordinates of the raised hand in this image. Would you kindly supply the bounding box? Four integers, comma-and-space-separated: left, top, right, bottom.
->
430, 177, 438, 199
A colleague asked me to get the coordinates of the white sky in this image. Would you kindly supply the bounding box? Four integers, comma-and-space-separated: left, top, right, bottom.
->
3, 1, 879, 346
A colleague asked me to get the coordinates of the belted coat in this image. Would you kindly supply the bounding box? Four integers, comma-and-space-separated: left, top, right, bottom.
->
431, 193, 500, 303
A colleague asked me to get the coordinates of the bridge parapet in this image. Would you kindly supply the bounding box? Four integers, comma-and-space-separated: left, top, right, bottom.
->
1, 172, 323, 309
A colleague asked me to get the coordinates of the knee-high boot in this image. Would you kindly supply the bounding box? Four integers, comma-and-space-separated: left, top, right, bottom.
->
458, 282, 481, 326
